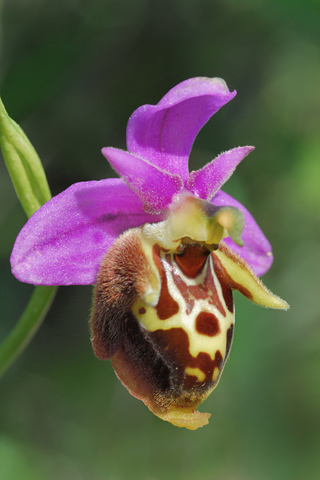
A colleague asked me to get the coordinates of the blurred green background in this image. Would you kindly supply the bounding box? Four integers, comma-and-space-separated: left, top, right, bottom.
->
1, 0, 320, 479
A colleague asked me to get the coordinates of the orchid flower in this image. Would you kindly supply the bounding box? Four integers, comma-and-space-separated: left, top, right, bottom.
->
10, 77, 288, 430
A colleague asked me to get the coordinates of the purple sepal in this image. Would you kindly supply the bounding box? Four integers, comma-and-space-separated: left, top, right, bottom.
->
212, 190, 273, 276
10, 179, 161, 286
126, 77, 236, 182
187, 146, 254, 200
102, 147, 184, 214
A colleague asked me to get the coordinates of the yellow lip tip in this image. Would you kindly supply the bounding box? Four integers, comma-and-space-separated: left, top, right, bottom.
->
158, 408, 211, 430
275, 297, 290, 310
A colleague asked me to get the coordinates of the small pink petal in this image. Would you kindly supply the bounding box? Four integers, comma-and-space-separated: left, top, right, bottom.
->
187, 146, 254, 200
102, 147, 184, 214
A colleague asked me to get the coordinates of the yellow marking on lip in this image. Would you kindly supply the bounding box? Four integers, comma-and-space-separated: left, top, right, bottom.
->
212, 367, 220, 382
185, 367, 206, 382
133, 252, 234, 361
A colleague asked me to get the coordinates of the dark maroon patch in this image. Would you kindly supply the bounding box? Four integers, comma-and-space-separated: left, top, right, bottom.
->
195, 311, 220, 337
139, 307, 146, 315
212, 246, 253, 301
213, 256, 234, 313
149, 328, 224, 392
226, 324, 234, 358
153, 245, 179, 320
170, 254, 226, 317
112, 311, 227, 412
174, 245, 210, 278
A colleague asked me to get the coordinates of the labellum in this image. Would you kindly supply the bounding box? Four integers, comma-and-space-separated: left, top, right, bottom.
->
90, 195, 288, 430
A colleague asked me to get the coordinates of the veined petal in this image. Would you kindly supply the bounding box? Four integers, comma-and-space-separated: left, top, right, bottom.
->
187, 146, 254, 200
102, 147, 184, 214
212, 190, 273, 276
126, 77, 236, 182
10, 179, 161, 286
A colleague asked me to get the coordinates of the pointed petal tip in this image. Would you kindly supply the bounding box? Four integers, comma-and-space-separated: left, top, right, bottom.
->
188, 146, 256, 202
101, 146, 121, 161
269, 295, 290, 311
102, 146, 116, 155
231, 145, 255, 157
244, 145, 255, 153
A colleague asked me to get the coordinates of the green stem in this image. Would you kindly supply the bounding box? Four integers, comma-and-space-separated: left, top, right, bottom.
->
0, 97, 51, 217
0, 286, 57, 377
0, 97, 58, 378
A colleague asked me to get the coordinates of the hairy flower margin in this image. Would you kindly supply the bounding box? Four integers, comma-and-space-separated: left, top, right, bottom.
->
11, 77, 289, 429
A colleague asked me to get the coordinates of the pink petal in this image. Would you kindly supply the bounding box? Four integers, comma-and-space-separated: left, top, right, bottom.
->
187, 146, 254, 200
102, 147, 184, 214
212, 190, 273, 276
11, 179, 161, 286
126, 77, 236, 182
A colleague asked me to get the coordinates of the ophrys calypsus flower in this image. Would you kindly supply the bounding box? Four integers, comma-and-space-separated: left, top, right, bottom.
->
11, 77, 289, 429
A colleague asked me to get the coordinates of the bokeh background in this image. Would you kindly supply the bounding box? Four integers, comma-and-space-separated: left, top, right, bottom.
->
1, 0, 320, 479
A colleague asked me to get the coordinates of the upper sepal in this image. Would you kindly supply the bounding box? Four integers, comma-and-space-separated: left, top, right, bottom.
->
126, 77, 236, 182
